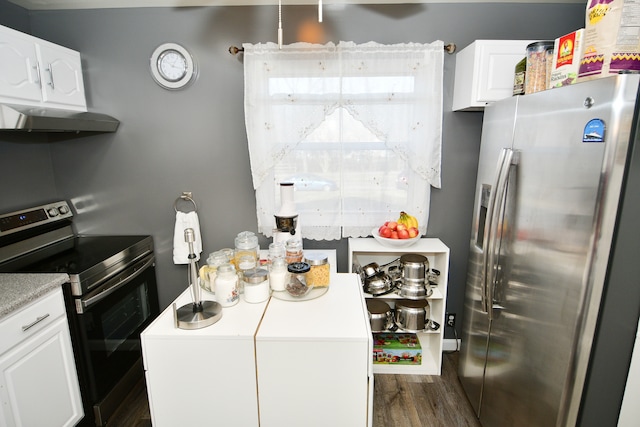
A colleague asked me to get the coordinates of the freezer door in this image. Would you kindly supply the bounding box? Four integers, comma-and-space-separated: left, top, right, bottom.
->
458, 96, 518, 415
479, 77, 633, 427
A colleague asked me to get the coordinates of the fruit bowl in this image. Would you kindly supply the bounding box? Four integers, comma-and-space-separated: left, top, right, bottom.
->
371, 227, 422, 248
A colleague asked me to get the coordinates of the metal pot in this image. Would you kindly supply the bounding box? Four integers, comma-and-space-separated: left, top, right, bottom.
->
399, 254, 429, 281
363, 272, 395, 296
397, 279, 433, 299
395, 299, 431, 332
366, 299, 394, 332
362, 262, 380, 278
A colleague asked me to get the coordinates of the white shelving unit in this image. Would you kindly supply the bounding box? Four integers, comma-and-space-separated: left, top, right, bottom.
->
348, 238, 450, 375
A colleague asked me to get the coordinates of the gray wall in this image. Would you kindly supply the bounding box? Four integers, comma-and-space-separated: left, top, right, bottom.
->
0, 1, 585, 339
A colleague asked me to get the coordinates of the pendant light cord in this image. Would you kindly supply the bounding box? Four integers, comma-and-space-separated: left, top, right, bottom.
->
278, 0, 283, 49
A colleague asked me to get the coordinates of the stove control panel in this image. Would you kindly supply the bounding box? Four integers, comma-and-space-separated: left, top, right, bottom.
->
0, 201, 73, 236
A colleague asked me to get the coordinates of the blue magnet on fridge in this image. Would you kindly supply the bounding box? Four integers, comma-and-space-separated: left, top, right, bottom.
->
583, 118, 605, 143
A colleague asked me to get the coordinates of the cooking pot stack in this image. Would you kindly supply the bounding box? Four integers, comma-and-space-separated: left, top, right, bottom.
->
362, 254, 440, 333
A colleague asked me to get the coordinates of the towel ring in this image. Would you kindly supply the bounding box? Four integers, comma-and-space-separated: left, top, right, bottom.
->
174, 192, 198, 213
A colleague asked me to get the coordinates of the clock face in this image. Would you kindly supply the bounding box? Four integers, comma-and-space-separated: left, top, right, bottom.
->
158, 50, 187, 82
150, 43, 197, 90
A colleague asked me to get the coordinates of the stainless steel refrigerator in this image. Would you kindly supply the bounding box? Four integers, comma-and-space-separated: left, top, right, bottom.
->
458, 74, 640, 427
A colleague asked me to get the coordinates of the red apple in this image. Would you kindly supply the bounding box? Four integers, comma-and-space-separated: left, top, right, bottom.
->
387, 221, 398, 231
397, 229, 410, 239
408, 227, 418, 238
379, 226, 393, 238
391, 231, 399, 239
396, 223, 407, 232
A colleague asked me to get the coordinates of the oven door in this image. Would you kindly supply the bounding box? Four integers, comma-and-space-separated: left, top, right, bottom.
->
69, 253, 159, 405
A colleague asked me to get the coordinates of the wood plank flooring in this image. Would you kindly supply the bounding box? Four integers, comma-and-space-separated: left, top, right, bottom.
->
107, 351, 482, 427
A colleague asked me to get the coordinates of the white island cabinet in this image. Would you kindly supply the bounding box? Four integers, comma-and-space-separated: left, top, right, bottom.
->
0, 287, 83, 427
141, 291, 268, 427
142, 251, 372, 427
348, 238, 450, 375
255, 273, 373, 427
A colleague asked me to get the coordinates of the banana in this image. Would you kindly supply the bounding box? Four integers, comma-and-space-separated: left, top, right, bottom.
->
398, 211, 418, 229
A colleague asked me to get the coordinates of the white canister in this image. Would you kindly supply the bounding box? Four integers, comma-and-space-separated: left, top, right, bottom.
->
269, 258, 289, 292
214, 263, 239, 307
242, 268, 270, 303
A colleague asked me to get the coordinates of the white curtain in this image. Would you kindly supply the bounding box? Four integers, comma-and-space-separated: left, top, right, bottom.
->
244, 41, 444, 240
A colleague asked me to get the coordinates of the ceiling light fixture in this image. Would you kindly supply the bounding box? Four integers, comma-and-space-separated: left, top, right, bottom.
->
318, 0, 322, 22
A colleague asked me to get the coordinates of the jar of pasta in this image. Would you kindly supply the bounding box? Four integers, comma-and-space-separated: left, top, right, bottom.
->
303, 253, 330, 288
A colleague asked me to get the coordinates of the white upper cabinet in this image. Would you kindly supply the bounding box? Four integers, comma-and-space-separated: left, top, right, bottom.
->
452, 40, 534, 112
0, 25, 86, 111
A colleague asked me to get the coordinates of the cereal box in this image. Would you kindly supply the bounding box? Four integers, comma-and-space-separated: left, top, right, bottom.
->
372, 333, 422, 365
549, 29, 584, 88
579, 0, 640, 81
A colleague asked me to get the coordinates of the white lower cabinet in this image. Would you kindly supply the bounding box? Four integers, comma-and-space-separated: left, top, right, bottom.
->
348, 238, 449, 375
0, 288, 83, 427
142, 263, 372, 427
255, 274, 372, 427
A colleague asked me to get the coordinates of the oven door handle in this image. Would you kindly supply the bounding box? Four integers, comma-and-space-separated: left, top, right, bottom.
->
77, 255, 155, 313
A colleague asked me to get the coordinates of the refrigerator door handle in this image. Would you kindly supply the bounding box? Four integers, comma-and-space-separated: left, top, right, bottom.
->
481, 148, 507, 313
484, 148, 514, 320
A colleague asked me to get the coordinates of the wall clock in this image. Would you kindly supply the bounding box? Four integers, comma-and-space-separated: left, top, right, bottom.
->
150, 43, 197, 90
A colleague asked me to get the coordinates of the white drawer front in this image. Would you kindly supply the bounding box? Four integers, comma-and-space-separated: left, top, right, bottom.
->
0, 288, 66, 356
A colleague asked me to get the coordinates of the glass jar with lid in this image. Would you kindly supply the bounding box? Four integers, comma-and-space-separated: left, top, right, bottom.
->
202, 250, 231, 293
234, 231, 259, 269
285, 239, 303, 264
242, 268, 270, 303
303, 252, 330, 288
286, 262, 311, 296
525, 41, 554, 94
214, 263, 239, 307
269, 257, 289, 292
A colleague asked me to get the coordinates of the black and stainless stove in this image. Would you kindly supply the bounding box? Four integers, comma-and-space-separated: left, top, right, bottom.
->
0, 201, 160, 427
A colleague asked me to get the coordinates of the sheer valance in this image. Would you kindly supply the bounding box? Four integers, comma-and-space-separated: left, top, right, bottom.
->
244, 41, 444, 240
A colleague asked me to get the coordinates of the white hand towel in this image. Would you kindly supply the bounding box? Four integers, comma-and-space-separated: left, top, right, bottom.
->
173, 211, 203, 264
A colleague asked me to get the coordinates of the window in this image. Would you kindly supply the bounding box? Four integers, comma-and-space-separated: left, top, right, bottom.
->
244, 41, 443, 240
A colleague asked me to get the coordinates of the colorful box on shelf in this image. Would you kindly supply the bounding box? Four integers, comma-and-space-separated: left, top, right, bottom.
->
372, 333, 422, 365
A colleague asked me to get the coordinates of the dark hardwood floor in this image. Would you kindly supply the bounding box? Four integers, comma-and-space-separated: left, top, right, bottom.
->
107, 351, 481, 427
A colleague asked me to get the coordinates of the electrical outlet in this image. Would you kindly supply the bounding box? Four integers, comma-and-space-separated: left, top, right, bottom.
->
446, 313, 456, 328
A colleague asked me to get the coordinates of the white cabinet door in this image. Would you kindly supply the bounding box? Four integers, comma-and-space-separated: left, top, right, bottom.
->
0, 290, 83, 427
255, 274, 372, 427
0, 25, 86, 111
36, 41, 86, 111
453, 40, 534, 111
0, 27, 42, 105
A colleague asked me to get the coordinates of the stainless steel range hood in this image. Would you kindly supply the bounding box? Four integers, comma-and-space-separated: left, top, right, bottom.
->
0, 104, 120, 133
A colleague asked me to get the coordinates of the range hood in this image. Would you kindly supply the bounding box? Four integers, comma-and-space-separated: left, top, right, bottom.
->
0, 104, 120, 133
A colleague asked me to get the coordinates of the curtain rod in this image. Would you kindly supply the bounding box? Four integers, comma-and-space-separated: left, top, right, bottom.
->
229, 43, 456, 55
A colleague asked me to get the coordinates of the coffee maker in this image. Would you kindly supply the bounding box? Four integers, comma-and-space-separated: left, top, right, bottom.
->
273, 182, 302, 245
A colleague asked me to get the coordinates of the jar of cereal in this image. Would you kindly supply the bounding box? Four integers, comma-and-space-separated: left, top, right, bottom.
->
285, 239, 303, 264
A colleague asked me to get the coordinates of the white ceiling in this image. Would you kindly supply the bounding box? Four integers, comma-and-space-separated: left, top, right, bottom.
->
7, 0, 586, 11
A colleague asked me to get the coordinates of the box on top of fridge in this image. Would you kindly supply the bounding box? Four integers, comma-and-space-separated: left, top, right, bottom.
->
579, 0, 640, 81
549, 29, 584, 88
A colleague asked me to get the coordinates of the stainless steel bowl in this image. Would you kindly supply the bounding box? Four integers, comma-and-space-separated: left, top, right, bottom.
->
364, 272, 394, 296
397, 281, 433, 299
362, 262, 380, 278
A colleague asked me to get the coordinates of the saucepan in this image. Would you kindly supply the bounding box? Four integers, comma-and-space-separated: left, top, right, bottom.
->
366, 299, 396, 332
394, 299, 440, 332
399, 253, 429, 281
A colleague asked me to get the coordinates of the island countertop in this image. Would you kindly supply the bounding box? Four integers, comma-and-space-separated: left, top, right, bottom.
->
0, 273, 69, 320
